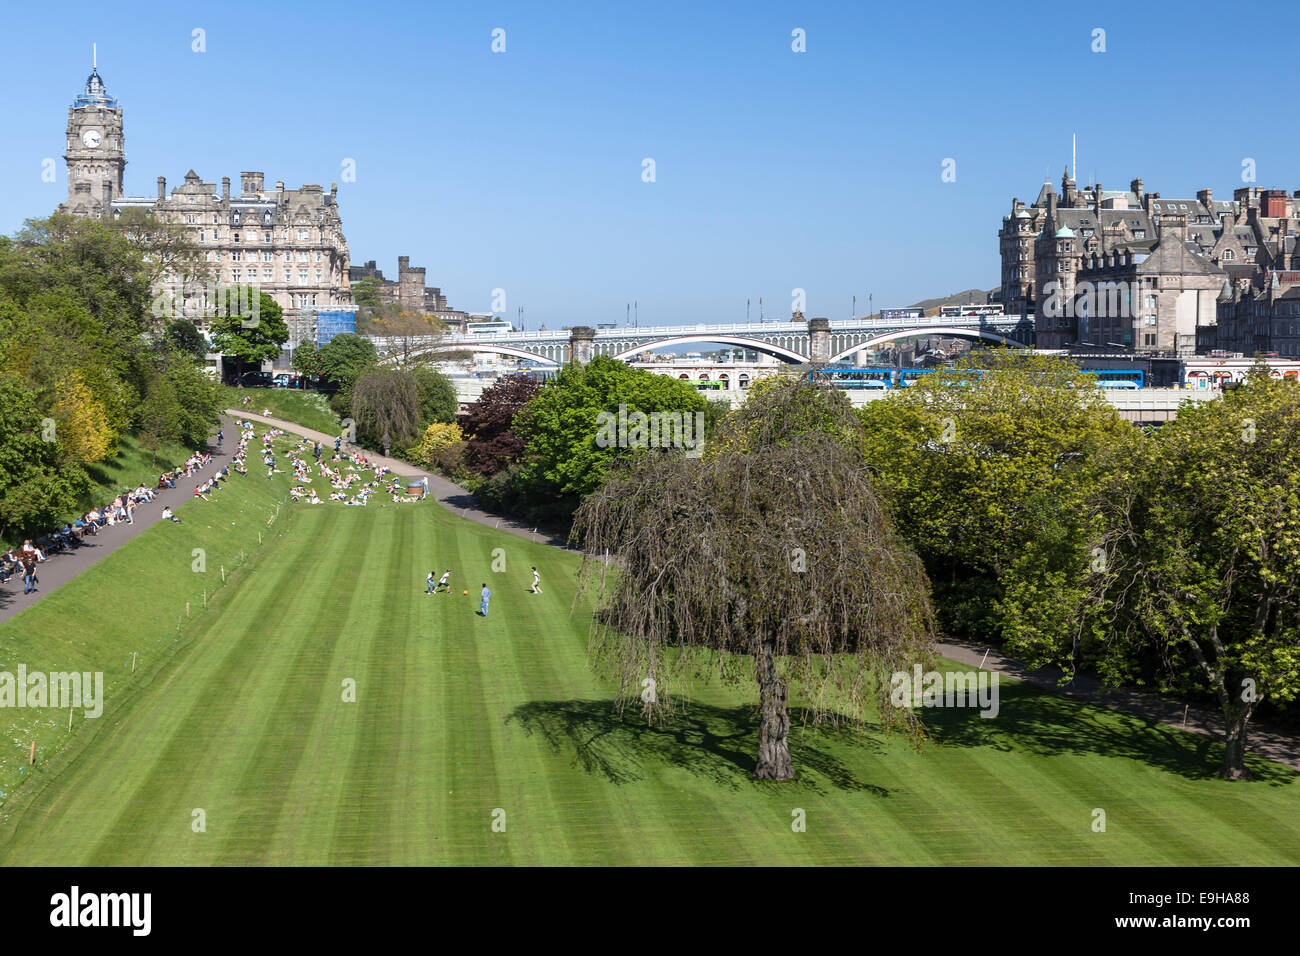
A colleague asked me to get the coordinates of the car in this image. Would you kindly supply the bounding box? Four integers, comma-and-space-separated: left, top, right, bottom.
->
239, 371, 275, 388
272, 373, 292, 388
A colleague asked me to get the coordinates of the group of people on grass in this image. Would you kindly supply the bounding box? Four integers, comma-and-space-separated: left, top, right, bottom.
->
283, 436, 414, 507
423, 566, 542, 617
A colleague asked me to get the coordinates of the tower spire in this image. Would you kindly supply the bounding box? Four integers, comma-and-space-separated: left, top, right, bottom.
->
93, 42, 97, 69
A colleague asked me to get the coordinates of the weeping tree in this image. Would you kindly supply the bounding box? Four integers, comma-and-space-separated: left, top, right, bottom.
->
350, 368, 419, 456
571, 378, 936, 781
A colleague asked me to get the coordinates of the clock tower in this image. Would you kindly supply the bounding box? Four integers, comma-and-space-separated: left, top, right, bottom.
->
62, 57, 126, 218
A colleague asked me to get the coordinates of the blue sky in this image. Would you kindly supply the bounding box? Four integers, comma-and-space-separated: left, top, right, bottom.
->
0, 0, 1286, 327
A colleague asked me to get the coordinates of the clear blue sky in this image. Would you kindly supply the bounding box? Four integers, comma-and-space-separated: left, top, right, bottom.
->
0, 0, 1286, 328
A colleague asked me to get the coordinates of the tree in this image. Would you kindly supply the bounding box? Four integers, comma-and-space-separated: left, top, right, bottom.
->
459, 375, 541, 476
165, 318, 208, 360
0, 375, 90, 540
1014, 371, 1300, 779
858, 351, 1132, 643
291, 340, 323, 378
351, 368, 420, 456
410, 365, 458, 427
316, 333, 377, 391
572, 427, 936, 781
513, 356, 706, 505
208, 288, 287, 381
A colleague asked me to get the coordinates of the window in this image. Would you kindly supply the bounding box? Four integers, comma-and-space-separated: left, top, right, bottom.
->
297, 229, 309, 241
263, 232, 271, 242
213, 215, 218, 224
199, 230, 205, 242
297, 251, 308, 262
232, 269, 241, 282
315, 270, 323, 283
1134, 229, 1146, 239
185, 214, 198, 225
231, 251, 242, 262
262, 251, 272, 262
263, 268, 273, 282
283, 269, 291, 282
1223, 249, 1235, 260
233, 233, 240, 243
298, 269, 308, 283
284, 252, 292, 262
315, 251, 322, 262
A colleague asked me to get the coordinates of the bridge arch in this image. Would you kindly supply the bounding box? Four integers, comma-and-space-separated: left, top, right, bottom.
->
611, 334, 809, 364
387, 343, 559, 366
829, 327, 1030, 363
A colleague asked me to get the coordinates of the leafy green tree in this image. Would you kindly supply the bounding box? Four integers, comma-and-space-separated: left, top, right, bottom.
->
857, 351, 1132, 643
1010, 371, 1300, 779
165, 318, 208, 360
208, 288, 287, 381
513, 356, 706, 508
316, 333, 378, 391
0, 375, 90, 541
291, 340, 323, 377
410, 365, 458, 427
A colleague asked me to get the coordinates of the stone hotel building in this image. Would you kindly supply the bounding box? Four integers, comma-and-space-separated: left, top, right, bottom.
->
57, 64, 351, 352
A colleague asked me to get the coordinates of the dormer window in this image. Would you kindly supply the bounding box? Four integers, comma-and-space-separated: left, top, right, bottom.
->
1223, 249, 1235, 261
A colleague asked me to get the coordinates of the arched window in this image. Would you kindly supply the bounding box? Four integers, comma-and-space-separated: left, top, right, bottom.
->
1222, 249, 1235, 261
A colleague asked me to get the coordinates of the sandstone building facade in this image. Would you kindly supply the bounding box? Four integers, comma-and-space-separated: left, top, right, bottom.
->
57, 64, 351, 352
1000, 171, 1300, 356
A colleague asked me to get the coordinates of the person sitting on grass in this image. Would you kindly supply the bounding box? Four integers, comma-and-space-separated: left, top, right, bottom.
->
161, 506, 181, 523
194, 485, 211, 501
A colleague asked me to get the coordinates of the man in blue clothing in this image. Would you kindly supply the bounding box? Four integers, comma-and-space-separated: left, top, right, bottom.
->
479, 583, 491, 617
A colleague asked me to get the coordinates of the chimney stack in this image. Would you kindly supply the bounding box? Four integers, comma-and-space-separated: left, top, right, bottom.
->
101, 181, 112, 209
1197, 187, 1213, 209
276, 181, 285, 206
157, 176, 166, 200
221, 176, 230, 202
1130, 178, 1144, 202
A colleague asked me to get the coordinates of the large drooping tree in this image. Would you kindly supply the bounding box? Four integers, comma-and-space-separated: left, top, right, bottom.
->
351, 368, 420, 456
572, 376, 936, 780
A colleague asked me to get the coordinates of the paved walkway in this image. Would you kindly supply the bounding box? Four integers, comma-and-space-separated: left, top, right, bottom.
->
6, 408, 1296, 771
0, 422, 234, 625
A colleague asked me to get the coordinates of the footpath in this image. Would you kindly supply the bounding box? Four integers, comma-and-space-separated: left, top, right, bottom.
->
0, 422, 234, 625
4, 408, 1296, 771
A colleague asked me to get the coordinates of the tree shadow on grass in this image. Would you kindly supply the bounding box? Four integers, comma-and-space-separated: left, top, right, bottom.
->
920, 680, 1296, 785
506, 699, 891, 796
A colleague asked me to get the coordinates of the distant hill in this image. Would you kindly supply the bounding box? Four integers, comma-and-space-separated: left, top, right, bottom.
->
906, 289, 994, 316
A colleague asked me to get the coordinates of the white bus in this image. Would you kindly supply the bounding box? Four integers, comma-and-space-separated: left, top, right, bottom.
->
467, 320, 515, 335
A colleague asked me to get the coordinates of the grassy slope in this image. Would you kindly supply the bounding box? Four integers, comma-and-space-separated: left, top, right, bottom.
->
220, 386, 341, 435
0, 456, 1296, 864
0, 432, 298, 798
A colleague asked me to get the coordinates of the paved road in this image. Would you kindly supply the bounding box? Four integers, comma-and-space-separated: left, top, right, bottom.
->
0, 423, 234, 625
5, 408, 1296, 771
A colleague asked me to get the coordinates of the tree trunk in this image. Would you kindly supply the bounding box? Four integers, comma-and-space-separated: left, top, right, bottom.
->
753, 644, 793, 781
1221, 708, 1252, 780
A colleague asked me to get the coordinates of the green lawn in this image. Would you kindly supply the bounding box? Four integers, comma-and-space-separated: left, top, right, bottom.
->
220, 386, 341, 435
1, 428, 1298, 865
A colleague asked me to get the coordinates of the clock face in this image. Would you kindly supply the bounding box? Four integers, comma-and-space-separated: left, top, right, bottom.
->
82, 129, 102, 149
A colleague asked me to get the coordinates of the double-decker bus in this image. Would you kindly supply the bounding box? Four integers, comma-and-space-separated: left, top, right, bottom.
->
466, 320, 515, 335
